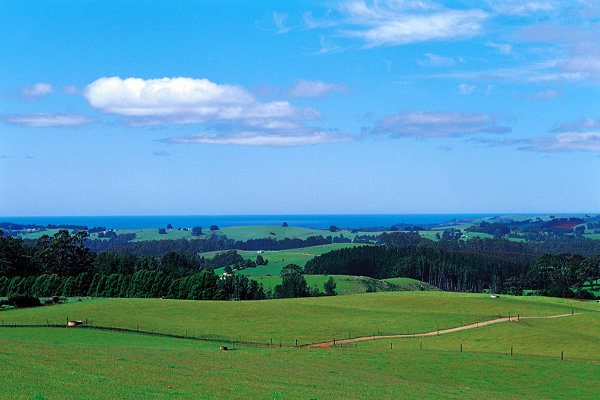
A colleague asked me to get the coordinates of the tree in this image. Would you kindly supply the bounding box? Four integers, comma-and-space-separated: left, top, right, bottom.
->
192, 226, 203, 236
158, 228, 167, 234
324, 276, 337, 296
282, 222, 288, 227
210, 225, 219, 231
167, 224, 173, 230
329, 225, 339, 232
274, 264, 308, 298
256, 254, 266, 265
33, 230, 95, 277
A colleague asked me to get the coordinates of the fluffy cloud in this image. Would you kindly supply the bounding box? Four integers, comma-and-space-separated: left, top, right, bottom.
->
338, 1, 488, 47
21, 83, 53, 98
164, 131, 352, 147
372, 111, 511, 137
523, 132, 600, 152
83, 77, 321, 129
2, 113, 93, 127
284, 80, 347, 99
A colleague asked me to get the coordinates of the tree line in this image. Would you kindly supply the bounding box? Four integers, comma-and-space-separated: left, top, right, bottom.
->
304, 244, 599, 298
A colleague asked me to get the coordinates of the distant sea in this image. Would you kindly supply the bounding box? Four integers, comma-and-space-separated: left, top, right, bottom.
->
1, 214, 498, 230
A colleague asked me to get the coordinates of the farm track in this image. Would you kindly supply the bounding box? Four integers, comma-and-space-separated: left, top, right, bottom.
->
0, 313, 580, 349
304, 313, 581, 348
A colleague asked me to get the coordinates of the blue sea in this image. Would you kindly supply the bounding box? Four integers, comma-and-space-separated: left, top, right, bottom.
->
1, 214, 498, 230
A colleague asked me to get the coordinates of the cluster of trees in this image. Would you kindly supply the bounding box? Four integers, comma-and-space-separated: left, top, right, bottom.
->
78, 234, 351, 257
305, 244, 599, 297
0, 269, 266, 301
273, 264, 336, 298
467, 221, 511, 238
0, 229, 334, 301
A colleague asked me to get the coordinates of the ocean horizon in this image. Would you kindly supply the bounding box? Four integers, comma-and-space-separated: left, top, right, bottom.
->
1, 214, 523, 230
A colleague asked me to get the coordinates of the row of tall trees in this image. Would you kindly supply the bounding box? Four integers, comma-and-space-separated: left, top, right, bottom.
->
0, 269, 266, 301
305, 245, 599, 297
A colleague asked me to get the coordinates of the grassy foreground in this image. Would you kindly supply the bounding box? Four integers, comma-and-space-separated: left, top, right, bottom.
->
1, 292, 596, 345
1, 292, 599, 400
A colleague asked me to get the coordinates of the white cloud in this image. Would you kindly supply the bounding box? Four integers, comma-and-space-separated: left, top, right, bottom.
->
284, 80, 347, 99
153, 150, 170, 157
332, 1, 489, 47
521, 88, 564, 101
273, 12, 291, 33
63, 85, 79, 95
341, 4, 489, 47
523, 131, 600, 152
488, 1, 559, 16
164, 131, 352, 147
486, 42, 513, 55
552, 117, 599, 132
458, 83, 476, 95
83, 77, 321, 129
418, 53, 455, 67
372, 111, 511, 137
21, 83, 53, 98
2, 113, 93, 127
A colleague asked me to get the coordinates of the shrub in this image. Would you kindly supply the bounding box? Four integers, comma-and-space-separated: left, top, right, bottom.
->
6, 293, 41, 308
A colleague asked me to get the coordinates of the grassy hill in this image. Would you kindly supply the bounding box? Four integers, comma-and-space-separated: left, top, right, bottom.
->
1, 292, 595, 345
1, 292, 598, 399
209, 242, 367, 277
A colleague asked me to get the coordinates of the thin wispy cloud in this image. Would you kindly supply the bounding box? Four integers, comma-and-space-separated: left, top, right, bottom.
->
486, 42, 513, 55
273, 12, 292, 33
552, 117, 600, 133
153, 150, 170, 157
418, 53, 455, 67
284, 80, 347, 99
2, 113, 94, 127
522, 131, 600, 152
163, 131, 352, 147
458, 83, 476, 95
339, 1, 489, 47
521, 88, 564, 101
372, 111, 511, 138
21, 83, 53, 98
63, 85, 79, 95
487, 0, 560, 16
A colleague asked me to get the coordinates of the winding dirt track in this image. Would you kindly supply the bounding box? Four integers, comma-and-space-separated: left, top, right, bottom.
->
303, 313, 580, 348
0, 313, 580, 349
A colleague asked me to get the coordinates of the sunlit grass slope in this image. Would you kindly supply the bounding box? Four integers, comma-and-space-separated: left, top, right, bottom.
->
1, 292, 596, 346
1, 316, 599, 400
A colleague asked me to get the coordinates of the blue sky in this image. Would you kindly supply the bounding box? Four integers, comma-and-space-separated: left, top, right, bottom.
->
1, 0, 599, 216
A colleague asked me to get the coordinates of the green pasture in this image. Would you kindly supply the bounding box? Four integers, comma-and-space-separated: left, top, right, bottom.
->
362, 312, 600, 361
253, 274, 408, 295
1, 296, 599, 399
209, 243, 367, 276
1, 292, 596, 346
18, 228, 63, 240
94, 225, 382, 242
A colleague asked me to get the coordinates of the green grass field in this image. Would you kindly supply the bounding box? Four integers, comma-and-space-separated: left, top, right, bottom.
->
1, 292, 596, 345
1, 292, 599, 399
253, 274, 417, 295
209, 243, 368, 277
